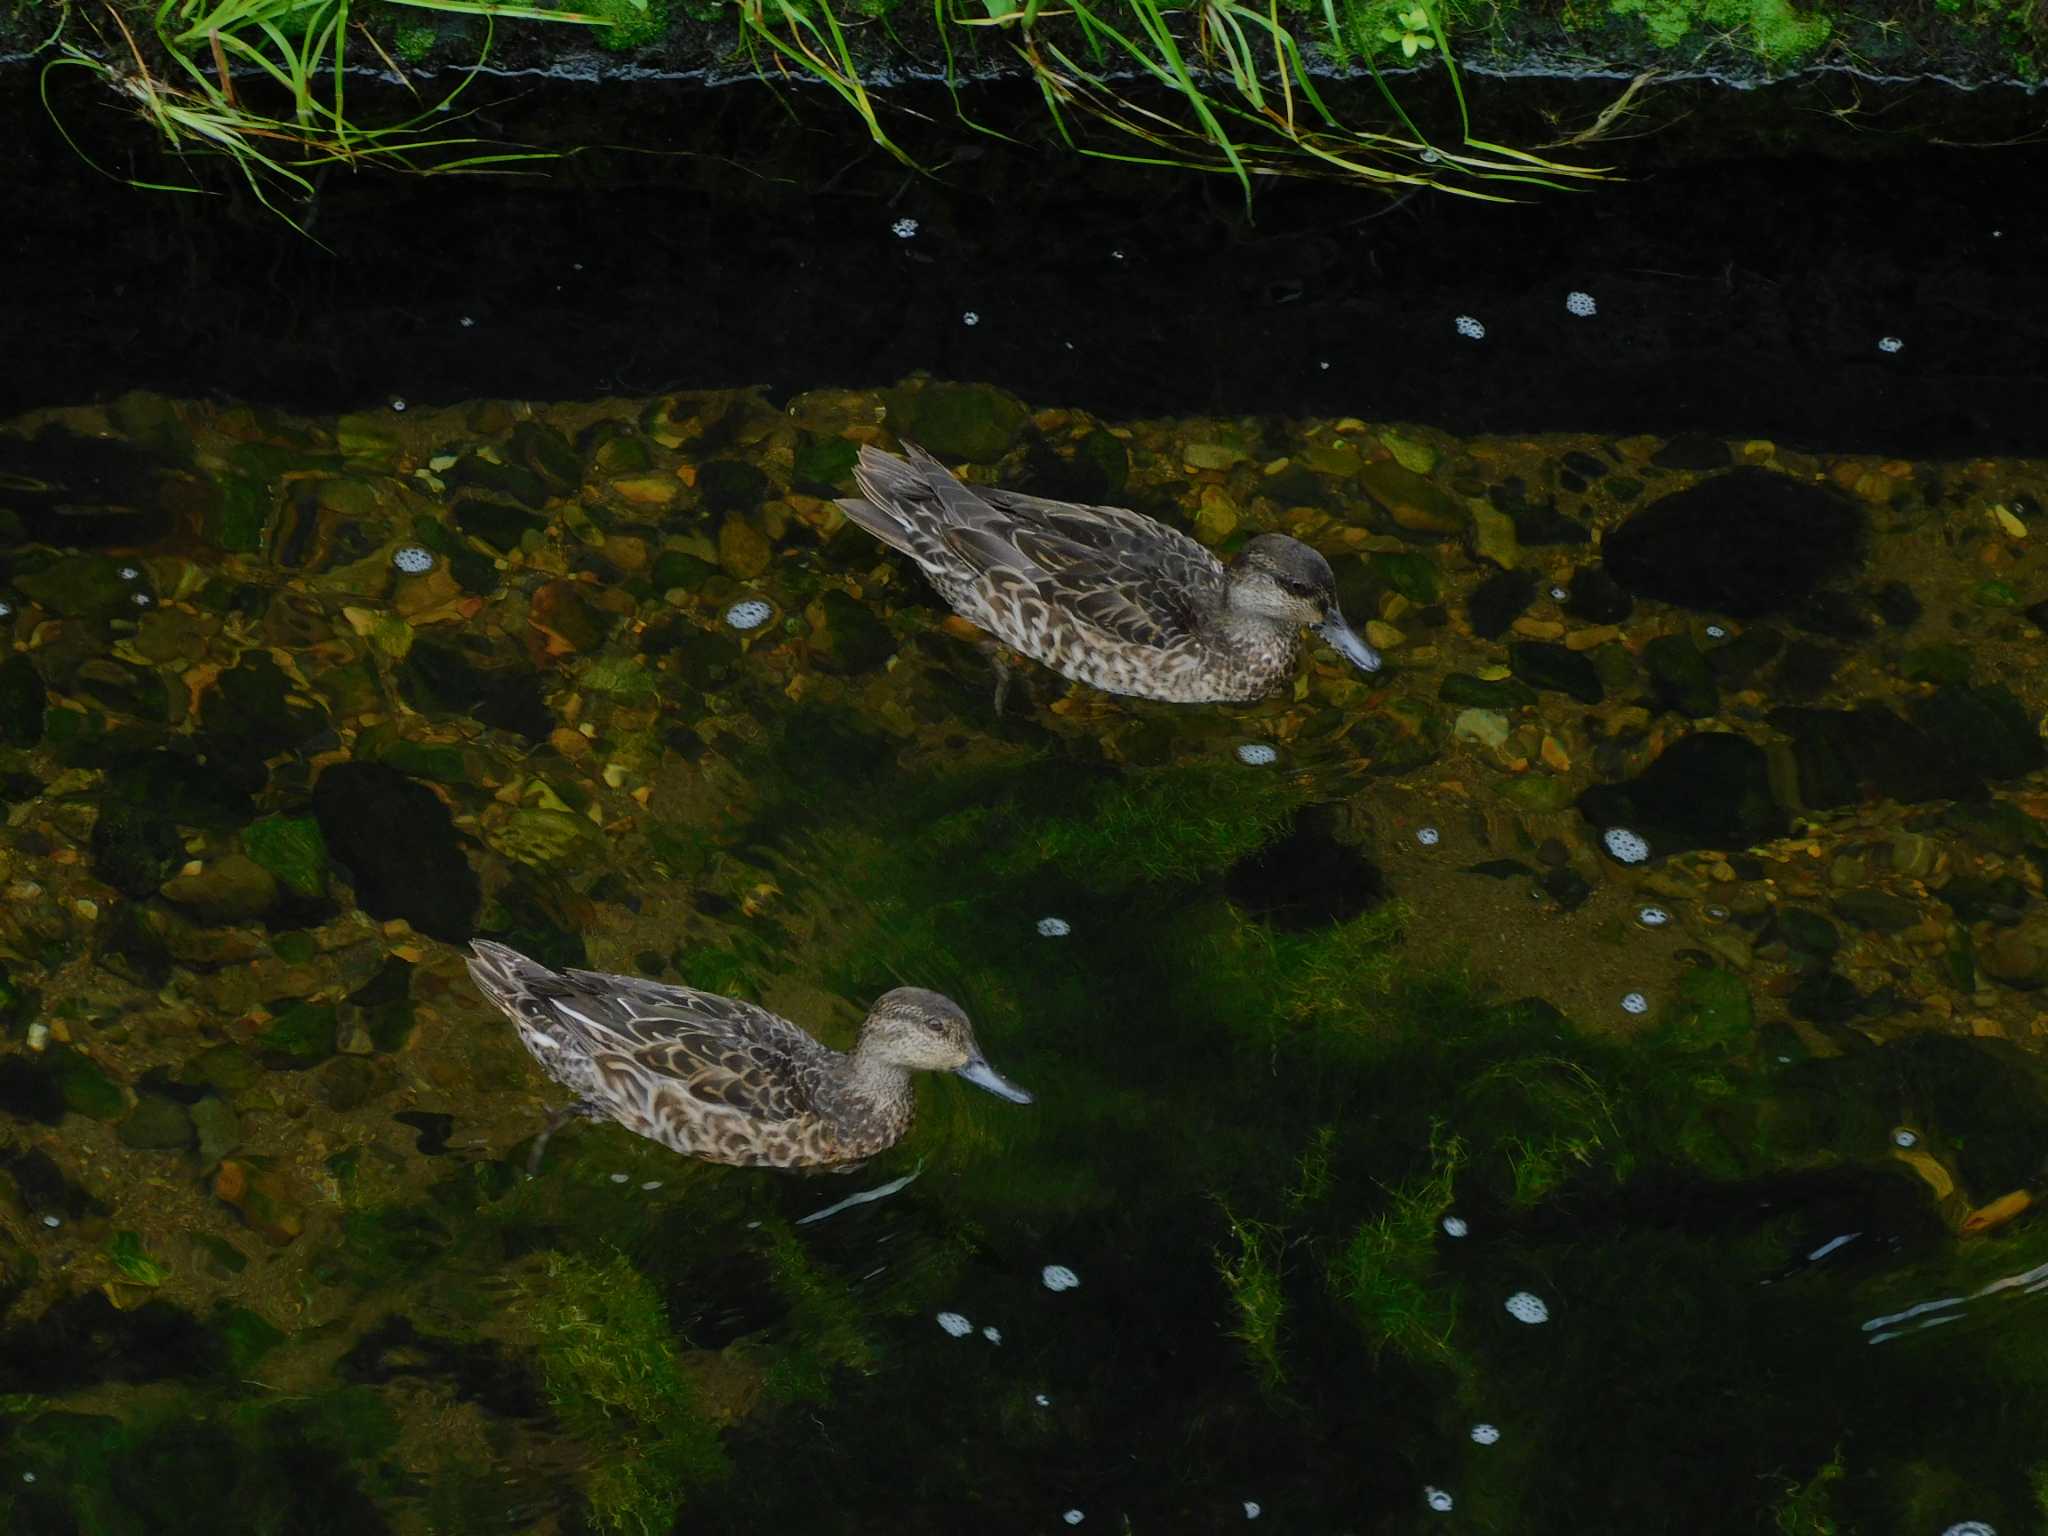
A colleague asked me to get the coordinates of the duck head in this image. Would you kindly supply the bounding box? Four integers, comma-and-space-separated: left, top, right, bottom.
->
860, 988, 1034, 1103
1225, 534, 1382, 674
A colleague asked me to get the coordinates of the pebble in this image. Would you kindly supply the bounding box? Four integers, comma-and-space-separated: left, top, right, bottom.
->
1042, 1264, 1081, 1291
1504, 1291, 1549, 1324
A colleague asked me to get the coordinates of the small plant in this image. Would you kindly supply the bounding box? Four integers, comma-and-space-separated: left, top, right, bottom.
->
1380, 3, 1436, 57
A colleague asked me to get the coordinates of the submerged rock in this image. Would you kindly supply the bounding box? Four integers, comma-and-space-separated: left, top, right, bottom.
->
1468, 570, 1537, 640
311, 763, 479, 943
1603, 470, 1861, 617
883, 382, 1027, 463
1508, 641, 1602, 704
1578, 732, 1782, 854
1225, 816, 1387, 931
0, 655, 48, 747
89, 804, 183, 898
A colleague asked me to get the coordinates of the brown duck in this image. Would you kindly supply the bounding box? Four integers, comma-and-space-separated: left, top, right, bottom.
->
467, 940, 1033, 1173
837, 442, 1382, 703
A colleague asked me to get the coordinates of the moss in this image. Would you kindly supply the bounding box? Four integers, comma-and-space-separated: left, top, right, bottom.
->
757, 1223, 877, 1403
587, 0, 676, 51
1328, 1123, 1464, 1368
518, 1249, 729, 1533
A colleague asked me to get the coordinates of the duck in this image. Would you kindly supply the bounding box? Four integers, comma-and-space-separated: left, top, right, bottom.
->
466, 940, 1033, 1174
837, 442, 1381, 705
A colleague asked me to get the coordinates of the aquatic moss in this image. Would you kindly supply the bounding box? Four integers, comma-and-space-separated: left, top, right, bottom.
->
757, 1222, 878, 1403
1328, 1123, 1464, 1368
519, 1249, 729, 1534
997, 761, 1312, 889
1215, 1203, 1288, 1392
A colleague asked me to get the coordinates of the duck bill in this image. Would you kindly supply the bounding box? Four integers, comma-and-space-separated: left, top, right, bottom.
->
1318, 611, 1382, 674
956, 1056, 1034, 1105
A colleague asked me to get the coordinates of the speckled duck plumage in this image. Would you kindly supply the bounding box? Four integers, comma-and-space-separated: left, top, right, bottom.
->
837, 442, 1382, 703
467, 940, 1033, 1171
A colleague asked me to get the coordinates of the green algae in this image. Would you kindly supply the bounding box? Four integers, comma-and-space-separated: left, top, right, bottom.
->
240, 814, 330, 899
1215, 1203, 1289, 1392
516, 1249, 730, 1533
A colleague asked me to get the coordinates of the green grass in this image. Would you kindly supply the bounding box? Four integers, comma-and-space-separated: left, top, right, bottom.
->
1327, 1120, 1464, 1368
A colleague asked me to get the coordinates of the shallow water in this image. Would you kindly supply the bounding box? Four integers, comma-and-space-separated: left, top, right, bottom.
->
0, 387, 2045, 1536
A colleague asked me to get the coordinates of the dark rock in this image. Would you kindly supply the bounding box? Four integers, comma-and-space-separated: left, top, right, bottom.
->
1899, 646, 1971, 688
1507, 501, 1589, 545
454, 499, 546, 552
1773, 641, 1841, 702
1794, 590, 1876, 640
1650, 433, 1732, 470
698, 459, 771, 514
1439, 674, 1537, 711
161, 854, 279, 923
509, 420, 582, 495
1369, 551, 1440, 604
103, 747, 261, 828
1508, 642, 1602, 705
1774, 907, 1839, 955
312, 763, 479, 943
118, 1094, 195, 1150
395, 1110, 455, 1155
0, 1291, 224, 1393
884, 383, 1027, 463
1644, 634, 1717, 718
1770, 706, 1973, 809
339, 1315, 542, 1417
2024, 597, 2048, 636
1563, 566, 1632, 625
1577, 732, 1783, 854
1944, 875, 2029, 924
0, 1056, 64, 1123
1908, 685, 2045, 783
50, 1044, 125, 1121
1975, 920, 2048, 990
1463, 859, 1538, 880
90, 803, 183, 898
400, 641, 551, 742
1225, 817, 1386, 932
94, 900, 174, 987
1714, 629, 1783, 690
450, 453, 549, 509
1833, 890, 1922, 933
0, 424, 175, 547
1788, 971, 1865, 1025
1872, 581, 1923, 629
1603, 469, 1862, 617
320, 1056, 380, 1110
201, 654, 327, 757
809, 590, 897, 675
0, 655, 49, 746
1468, 570, 1537, 640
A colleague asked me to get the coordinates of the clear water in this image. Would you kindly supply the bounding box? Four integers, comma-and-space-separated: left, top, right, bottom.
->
0, 386, 2045, 1536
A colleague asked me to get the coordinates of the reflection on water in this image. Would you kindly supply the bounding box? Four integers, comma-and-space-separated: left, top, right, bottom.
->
0, 385, 2045, 1534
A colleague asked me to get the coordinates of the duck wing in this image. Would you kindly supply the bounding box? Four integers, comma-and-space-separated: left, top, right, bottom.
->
550, 967, 832, 1124
845, 444, 1226, 651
